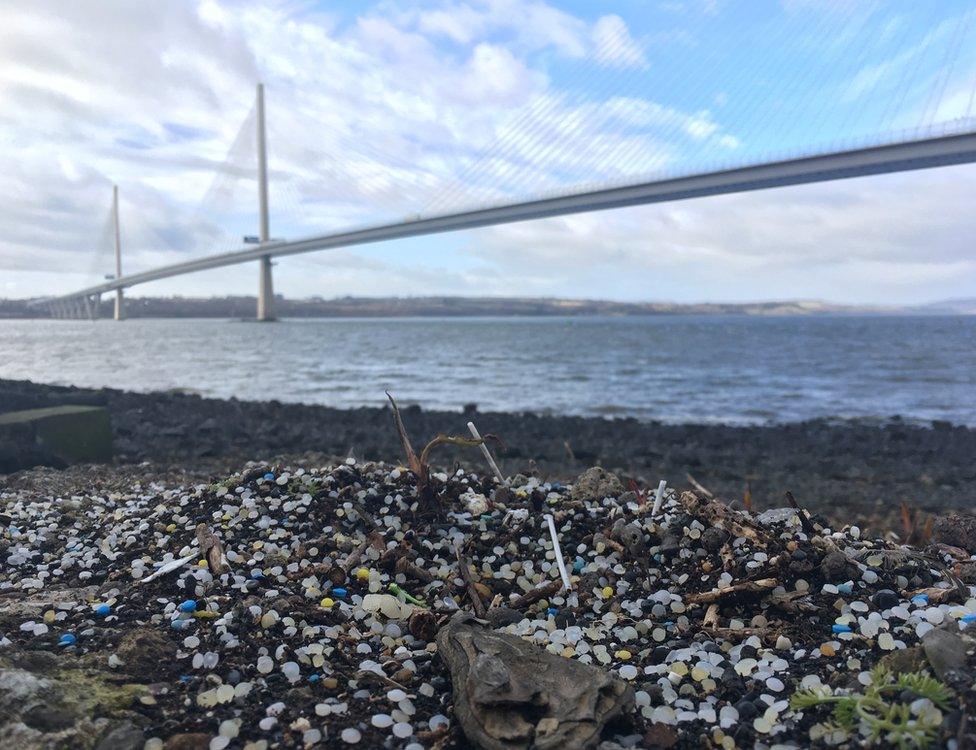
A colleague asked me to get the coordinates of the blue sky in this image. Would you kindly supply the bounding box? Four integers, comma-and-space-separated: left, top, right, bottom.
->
1, 0, 975, 304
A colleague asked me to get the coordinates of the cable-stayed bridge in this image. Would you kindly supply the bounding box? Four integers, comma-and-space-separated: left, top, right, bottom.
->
30, 5, 976, 321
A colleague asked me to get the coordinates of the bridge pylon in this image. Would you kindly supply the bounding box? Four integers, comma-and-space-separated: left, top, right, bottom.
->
255, 83, 275, 322
113, 185, 124, 321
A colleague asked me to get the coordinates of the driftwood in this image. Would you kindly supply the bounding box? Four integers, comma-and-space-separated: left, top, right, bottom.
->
437, 613, 633, 750
679, 491, 770, 546
195, 523, 229, 574
685, 578, 777, 604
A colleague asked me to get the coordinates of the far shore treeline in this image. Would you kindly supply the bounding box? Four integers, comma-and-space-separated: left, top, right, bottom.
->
2, 295, 973, 319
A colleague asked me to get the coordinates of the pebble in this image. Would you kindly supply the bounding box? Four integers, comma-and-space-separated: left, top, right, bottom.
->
2, 459, 972, 750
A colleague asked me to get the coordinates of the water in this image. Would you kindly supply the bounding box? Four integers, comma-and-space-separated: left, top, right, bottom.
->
1, 315, 974, 425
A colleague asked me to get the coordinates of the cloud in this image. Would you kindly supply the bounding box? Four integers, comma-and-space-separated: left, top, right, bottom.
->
592, 15, 648, 69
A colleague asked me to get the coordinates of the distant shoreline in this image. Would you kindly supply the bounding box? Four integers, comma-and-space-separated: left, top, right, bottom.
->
2, 294, 974, 319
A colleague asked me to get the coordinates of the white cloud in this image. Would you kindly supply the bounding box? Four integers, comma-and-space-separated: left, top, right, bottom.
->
592, 15, 648, 69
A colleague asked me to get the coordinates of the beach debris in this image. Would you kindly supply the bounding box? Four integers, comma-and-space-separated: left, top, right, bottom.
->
195, 523, 229, 574
436, 612, 633, 750
543, 513, 573, 591
467, 420, 507, 485
387, 391, 500, 506
650, 479, 668, 516
570, 466, 623, 502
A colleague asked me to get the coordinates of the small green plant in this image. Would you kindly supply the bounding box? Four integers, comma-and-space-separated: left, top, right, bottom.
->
790, 665, 951, 749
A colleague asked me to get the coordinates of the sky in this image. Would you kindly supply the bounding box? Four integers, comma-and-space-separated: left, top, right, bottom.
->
1, 0, 976, 305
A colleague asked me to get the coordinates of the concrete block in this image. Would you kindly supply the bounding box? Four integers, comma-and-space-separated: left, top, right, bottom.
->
0, 405, 113, 470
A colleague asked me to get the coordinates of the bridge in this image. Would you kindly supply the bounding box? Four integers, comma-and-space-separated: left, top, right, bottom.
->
30, 8, 976, 321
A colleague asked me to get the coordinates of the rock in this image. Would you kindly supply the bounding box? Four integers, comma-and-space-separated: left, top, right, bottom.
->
96, 721, 144, 750
872, 589, 900, 610
933, 514, 976, 554
879, 646, 926, 674
485, 607, 524, 629
820, 551, 850, 581
407, 610, 439, 642
116, 628, 174, 680
643, 723, 679, 749
164, 733, 211, 750
0, 405, 113, 471
922, 625, 968, 680
756, 508, 799, 525
571, 467, 623, 503
437, 613, 633, 750
700, 527, 730, 553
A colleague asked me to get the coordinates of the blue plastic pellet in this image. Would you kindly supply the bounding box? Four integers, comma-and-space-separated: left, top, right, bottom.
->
332, 587, 347, 598
95, 604, 111, 617
263, 472, 275, 481
832, 624, 852, 633
178, 599, 197, 613
58, 633, 77, 646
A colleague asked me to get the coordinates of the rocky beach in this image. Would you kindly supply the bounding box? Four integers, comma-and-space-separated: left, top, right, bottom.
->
3, 379, 976, 749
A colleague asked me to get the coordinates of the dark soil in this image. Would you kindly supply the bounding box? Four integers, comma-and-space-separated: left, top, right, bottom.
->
3, 378, 975, 527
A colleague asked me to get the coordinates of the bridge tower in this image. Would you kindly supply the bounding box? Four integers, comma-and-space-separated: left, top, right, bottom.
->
255, 83, 274, 322
113, 185, 124, 320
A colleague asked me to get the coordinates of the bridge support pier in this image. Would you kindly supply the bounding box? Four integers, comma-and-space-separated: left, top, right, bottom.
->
114, 289, 124, 321
257, 255, 274, 321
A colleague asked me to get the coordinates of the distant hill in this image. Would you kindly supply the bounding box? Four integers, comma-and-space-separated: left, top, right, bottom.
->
910, 298, 976, 315
0, 295, 970, 319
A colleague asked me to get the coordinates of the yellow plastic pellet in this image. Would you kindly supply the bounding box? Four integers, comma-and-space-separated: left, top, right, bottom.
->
601, 586, 613, 599
615, 650, 632, 660
165, 524, 176, 533
198, 560, 208, 567
355, 568, 370, 581
320, 598, 335, 609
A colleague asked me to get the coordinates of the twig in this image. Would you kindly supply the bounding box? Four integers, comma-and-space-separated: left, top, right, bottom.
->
784, 491, 816, 535
686, 473, 714, 499
509, 579, 562, 609
686, 578, 777, 604
453, 541, 486, 618
395, 556, 435, 583
467, 421, 506, 485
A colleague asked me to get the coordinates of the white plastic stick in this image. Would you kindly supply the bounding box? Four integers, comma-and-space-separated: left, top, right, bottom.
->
467, 421, 506, 485
137, 550, 198, 584
651, 480, 668, 517
544, 513, 573, 591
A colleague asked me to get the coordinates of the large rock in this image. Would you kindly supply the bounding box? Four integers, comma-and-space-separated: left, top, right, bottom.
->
922, 625, 969, 680
571, 467, 623, 503
933, 514, 976, 554
0, 405, 112, 471
437, 613, 633, 750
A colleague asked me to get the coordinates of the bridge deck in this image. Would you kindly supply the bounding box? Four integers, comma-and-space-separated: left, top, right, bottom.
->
47, 130, 976, 303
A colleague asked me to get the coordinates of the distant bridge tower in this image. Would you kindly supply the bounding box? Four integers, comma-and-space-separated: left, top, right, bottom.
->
113, 184, 124, 321
255, 83, 275, 322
